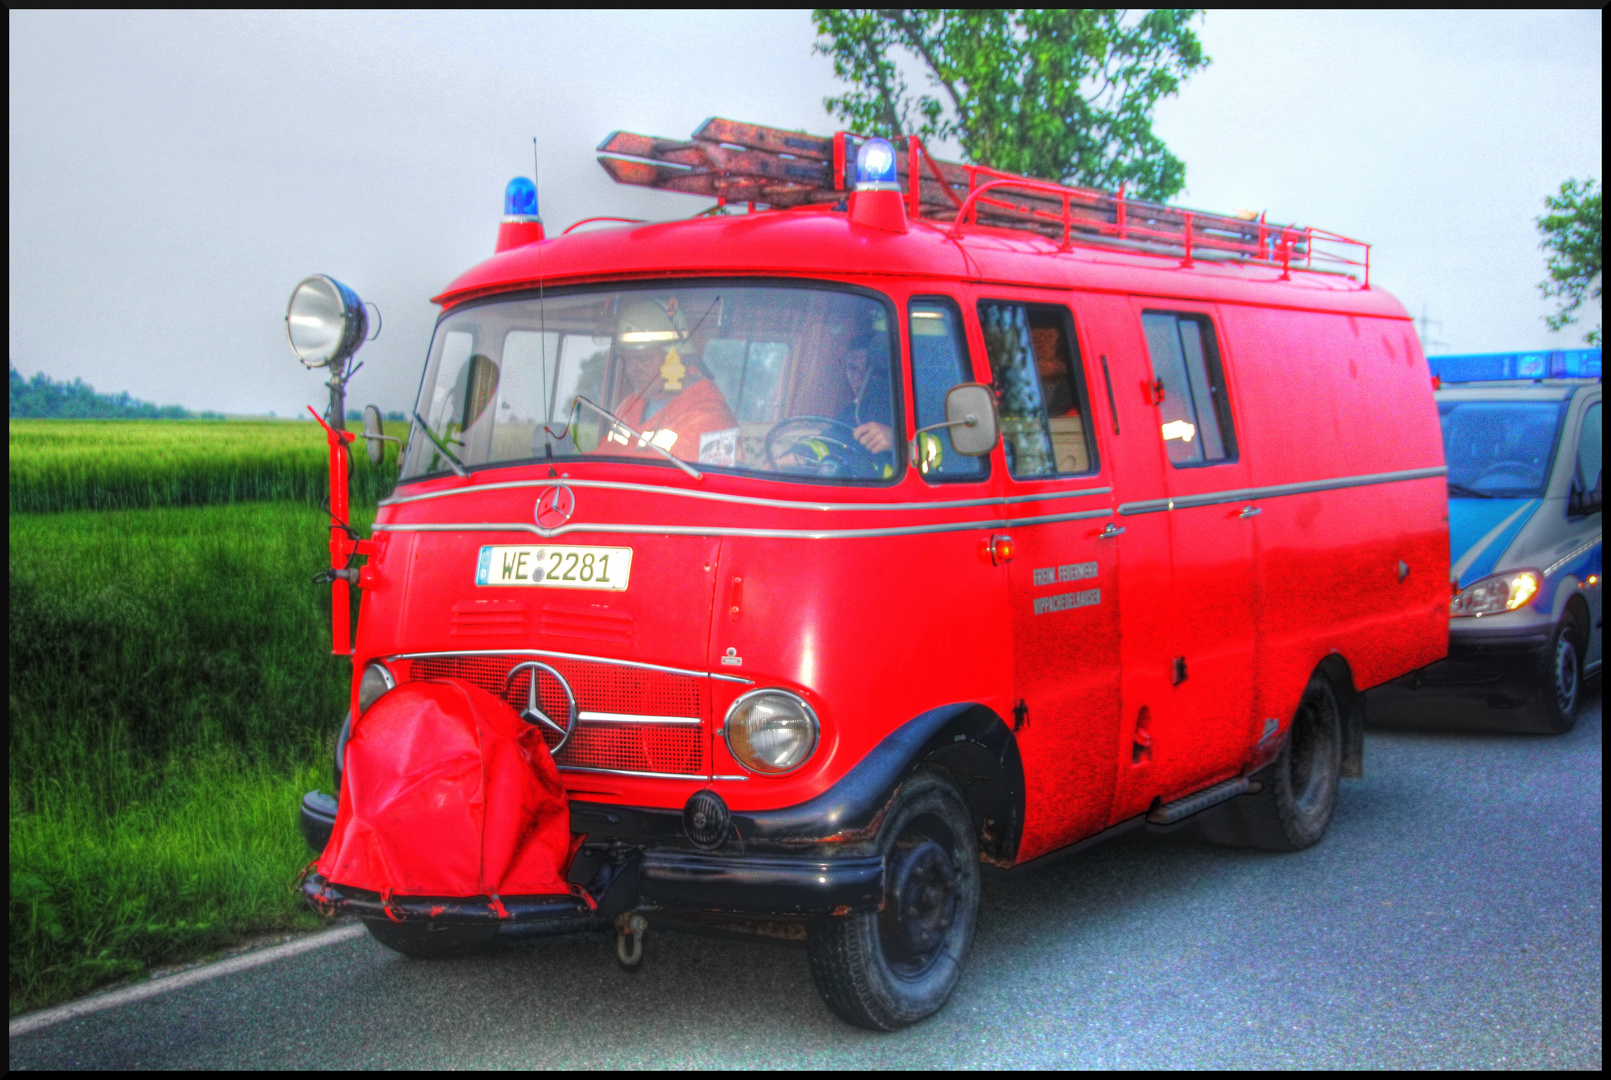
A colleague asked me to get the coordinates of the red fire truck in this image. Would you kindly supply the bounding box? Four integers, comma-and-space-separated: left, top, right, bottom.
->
291, 119, 1449, 1030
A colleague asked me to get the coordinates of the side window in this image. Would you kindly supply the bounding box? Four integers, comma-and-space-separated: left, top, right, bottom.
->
978, 300, 1098, 480
908, 298, 987, 480
1577, 401, 1602, 498
1140, 311, 1237, 467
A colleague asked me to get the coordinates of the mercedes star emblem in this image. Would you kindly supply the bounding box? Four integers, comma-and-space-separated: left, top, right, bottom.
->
502, 660, 580, 754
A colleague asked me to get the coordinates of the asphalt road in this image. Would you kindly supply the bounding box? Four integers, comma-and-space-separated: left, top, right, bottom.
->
12, 687, 1601, 1069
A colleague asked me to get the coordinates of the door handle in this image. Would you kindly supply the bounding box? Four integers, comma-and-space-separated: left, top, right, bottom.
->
1238, 505, 1262, 519
1099, 523, 1126, 539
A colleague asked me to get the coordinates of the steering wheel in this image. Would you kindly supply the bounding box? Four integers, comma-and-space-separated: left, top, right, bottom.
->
765, 416, 885, 478
1473, 461, 1537, 485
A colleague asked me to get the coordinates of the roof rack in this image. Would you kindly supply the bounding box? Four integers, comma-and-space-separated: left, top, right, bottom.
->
598, 118, 1371, 286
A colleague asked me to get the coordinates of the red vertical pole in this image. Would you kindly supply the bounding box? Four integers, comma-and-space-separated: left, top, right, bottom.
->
1117, 183, 1127, 240
907, 136, 922, 219
309, 405, 357, 656
1182, 211, 1194, 267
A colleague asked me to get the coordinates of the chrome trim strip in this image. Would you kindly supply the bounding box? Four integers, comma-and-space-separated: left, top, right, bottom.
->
374, 506, 1110, 542
390, 647, 753, 684
381, 476, 1110, 513
579, 711, 701, 726
558, 765, 746, 782
1544, 537, 1601, 578
1116, 466, 1448, 516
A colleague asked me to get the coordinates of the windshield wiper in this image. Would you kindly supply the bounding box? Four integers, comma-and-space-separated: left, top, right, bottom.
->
1446, 482, 1493, 499
572, 396, 703, 480
411, 411, 471, 478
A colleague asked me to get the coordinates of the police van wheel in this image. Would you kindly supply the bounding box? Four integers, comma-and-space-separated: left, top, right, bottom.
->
806, 767, 980, 1031
362, 918, 497, 959
1528, 618, 1581, 735
1199, 672, 1341, 852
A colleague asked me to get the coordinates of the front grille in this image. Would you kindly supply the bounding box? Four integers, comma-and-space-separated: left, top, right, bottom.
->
401, 653, 706, 776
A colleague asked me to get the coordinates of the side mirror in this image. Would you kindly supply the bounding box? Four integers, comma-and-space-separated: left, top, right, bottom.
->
1571, 469, 1602, 516
361, 403, 402, 465
944, 382, 999, 456
908, 382, 999, 468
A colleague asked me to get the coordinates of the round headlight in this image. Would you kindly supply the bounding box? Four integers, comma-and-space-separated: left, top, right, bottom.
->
724, 690, 819, 775
286, 274, 368, 369
358, 662, 395, 713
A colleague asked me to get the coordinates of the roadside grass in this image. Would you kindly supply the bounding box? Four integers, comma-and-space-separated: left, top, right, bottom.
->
9, 501, 376, 1014
9, 419, 405, 513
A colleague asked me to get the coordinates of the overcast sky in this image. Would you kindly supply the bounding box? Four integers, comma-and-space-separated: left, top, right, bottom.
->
8, 10, 1602, 417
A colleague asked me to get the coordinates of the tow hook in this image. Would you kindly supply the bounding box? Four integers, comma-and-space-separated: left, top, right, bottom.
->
615, 912, 647, 972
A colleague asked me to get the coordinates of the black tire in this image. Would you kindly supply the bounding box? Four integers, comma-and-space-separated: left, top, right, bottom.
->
1526, 618, 1582, 735
806, 767, 980, 1031
1197, 672, 1342, 852
333, 711, 352, 793
362, 918, 497, 959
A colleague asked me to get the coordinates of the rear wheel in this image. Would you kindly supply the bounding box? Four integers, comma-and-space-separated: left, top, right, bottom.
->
1525, 618, 1581, 734
362, 918, 497, 959
1198, 672, 1342, 852
806, 768, 980, 1031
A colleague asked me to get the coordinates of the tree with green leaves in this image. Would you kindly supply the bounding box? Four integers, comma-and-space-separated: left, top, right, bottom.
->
1536, 178, 1602, 346
811, 9, 1208, 201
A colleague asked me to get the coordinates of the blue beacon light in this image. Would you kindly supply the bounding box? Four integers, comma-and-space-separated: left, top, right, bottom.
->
504, 176, 540, 221
855, 138, 900, 191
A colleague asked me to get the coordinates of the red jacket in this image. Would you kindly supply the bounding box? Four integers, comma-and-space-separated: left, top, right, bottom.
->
609, 376, 738, 463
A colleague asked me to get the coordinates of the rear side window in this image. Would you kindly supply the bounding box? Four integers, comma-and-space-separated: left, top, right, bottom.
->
978, 300, 1098, 479
909, 298, 986, 481
1141, 312, 1237, 467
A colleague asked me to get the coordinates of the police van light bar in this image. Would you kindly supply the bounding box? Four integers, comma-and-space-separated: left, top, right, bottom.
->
1428, 349, 1601, 383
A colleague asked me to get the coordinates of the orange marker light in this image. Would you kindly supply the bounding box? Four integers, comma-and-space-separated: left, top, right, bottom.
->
989, 534, 1015, 565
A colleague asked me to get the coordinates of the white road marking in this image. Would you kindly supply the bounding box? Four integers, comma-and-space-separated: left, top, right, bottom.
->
9, 923, 367, 1038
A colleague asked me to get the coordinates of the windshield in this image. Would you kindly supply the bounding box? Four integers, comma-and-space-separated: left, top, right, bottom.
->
401, 284, 902, 483
1438, 399, 1568, 497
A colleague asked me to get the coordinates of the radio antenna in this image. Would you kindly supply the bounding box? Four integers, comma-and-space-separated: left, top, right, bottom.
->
534, 136, 551, 455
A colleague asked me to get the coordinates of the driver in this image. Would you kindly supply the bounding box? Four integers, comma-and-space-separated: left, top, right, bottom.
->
601, 296, 737, 464
836, 333, 896, 456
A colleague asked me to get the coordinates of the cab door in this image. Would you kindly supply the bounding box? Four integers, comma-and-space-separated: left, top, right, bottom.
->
974, 296, 1121, 860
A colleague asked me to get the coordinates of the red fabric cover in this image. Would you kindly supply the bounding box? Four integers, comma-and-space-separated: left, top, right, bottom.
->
317, 679, 572, 898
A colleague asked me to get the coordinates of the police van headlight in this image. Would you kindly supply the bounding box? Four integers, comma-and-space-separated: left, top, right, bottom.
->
1451, 571, 1540, 617
358, 662, 395, 713
724, 690, 819, 774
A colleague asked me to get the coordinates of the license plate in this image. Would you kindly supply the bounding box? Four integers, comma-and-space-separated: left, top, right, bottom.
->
475, 545, 633, 590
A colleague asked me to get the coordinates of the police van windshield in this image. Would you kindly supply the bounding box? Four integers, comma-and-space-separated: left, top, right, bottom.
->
1438, 399, 1568, 498
401, 285, 902, 484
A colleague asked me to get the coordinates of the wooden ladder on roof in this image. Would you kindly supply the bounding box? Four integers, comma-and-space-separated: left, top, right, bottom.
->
596, 118, 1370, 284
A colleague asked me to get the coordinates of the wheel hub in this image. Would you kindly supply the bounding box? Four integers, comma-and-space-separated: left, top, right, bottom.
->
1554, 637, 1579, 715
882, 838, 958, 963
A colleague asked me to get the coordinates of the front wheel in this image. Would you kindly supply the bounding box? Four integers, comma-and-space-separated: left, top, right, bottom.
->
1526, 618, 1582, 734
806, 767, 980, 1031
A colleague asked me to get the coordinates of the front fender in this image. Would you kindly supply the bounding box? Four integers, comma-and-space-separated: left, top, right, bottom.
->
728, 702, 1023, 858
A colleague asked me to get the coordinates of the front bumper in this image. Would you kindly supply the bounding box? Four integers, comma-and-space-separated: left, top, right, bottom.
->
299, 790, 885, 922
1366, 623, 1553, 723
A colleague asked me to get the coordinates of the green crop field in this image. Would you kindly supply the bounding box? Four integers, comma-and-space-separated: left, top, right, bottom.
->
9, 418, 405, 513
8, 419, 397, 1014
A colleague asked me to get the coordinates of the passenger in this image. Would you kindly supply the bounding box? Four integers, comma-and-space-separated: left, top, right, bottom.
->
604, 297, 737, 464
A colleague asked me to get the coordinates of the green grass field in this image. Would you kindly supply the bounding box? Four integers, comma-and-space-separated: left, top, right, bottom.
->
9, 418, 403, 512
9, 420, 392, 1013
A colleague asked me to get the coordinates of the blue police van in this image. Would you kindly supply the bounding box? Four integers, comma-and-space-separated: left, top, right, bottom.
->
1374, 349, 1601, 732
